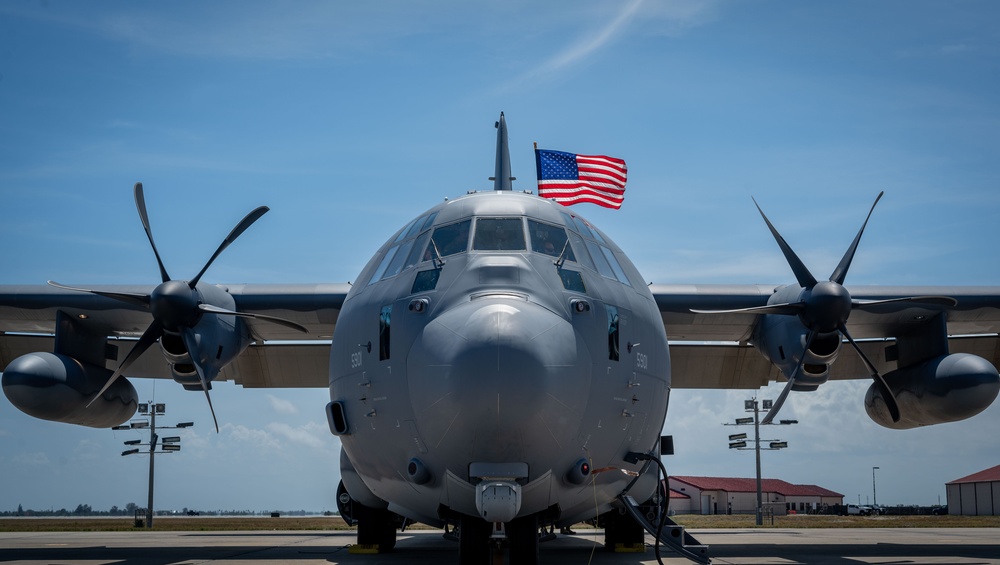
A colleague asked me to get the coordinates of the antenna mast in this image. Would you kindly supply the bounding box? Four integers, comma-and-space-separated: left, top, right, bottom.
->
492, 112, 514, 191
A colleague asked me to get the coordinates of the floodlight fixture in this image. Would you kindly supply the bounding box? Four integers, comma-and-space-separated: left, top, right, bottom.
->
161, 444, 180, 452
735, 417, 753, 425
137, 403, 149, 414
728, 433, 747, 441
161, 436, 181, 444
112, 425, 131, 431
154, 403, 166, 414
123, 439, 141, 446
779, 419, 798, 425
131, 420, 149, 429
762, 399, 773, 410
729, 441, 747, 449
176, 422, 194, 428
769, 441, 788, 449
744, 400, 754, 410
122, 448, 140, 456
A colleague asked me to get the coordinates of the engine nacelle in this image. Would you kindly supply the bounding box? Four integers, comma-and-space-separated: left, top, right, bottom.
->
158, 305, 252, 390
2, 352, 138, 428
753, 314, 842, 390
160, 330, 193, 366
866, 353, 1000, 429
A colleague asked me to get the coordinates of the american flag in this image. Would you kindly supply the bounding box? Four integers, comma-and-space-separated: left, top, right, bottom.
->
535, 149, 628, 209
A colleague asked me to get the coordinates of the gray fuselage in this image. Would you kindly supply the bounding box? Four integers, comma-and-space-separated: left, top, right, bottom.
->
330, 190, 670, 526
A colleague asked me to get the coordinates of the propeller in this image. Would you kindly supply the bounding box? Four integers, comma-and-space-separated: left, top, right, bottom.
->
693, 192, 955, 425
51, 182, 308, 432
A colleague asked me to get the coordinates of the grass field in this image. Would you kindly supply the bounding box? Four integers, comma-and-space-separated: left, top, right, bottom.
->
1, 514, 997, 532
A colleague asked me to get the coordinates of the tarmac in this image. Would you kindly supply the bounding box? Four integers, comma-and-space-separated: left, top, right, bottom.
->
0, 527, 998, 564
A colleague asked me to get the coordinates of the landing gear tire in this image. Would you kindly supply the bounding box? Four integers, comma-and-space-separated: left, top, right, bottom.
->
508, 514, 539, 565
355, 503, 397, 551
602, 508, 644, 551
459, 514, 491, 565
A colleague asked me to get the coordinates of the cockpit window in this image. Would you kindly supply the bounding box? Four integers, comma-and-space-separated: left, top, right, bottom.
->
418, 211, 439, 233
561, 211, 633, 287
394, 218, 419, 243
404, 230, 432, 269
368, 246, 399, 285
473, 218, 526, 251
432, 219, 471, 257
566, 214, 605, 243
382, 239, 414, 280
528, 219, 576, 261
394, 211, 439, 243
585, 241, 632, 286
585, 241, 616, 280
599, 246, 632, 287
366, 211, 445, 287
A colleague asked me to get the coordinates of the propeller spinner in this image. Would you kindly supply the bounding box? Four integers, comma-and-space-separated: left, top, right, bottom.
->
49, 183, 307, 432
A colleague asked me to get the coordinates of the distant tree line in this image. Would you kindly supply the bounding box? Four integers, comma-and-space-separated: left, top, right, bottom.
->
2, 502, 141, 517
3, 504, 333, 517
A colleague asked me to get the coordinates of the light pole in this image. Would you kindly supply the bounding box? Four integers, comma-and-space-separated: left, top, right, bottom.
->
872, 466, 880, 509
726, 398, 795, 526
115, 402, 193, 528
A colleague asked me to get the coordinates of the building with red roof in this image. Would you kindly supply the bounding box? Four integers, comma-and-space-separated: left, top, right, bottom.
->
946, 464, 1000, 516
668, 476, 843, 515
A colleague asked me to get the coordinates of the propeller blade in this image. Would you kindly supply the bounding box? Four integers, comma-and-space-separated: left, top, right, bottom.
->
753, 197, 818, 290
181, 328, 220, 433
47, 281, 151, 308
853, 295, 958, 310
761, 330, 814, 425
760, 379, 793, 426
838, 323, 901, 422
87, 320, 163, 407
134, 183, 172, 283
198, 303, 309, 333
829, 191, 883, 285
189, 206, 270, 288
691, 301, 805, 316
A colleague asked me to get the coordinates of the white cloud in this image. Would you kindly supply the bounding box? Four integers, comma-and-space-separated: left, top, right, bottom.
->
73, 439, 103, 463
509, 0, 719, 88
266, 422, 327, 449
530, 0, 645, 77
222, 423, 282, 450
266, 394, 299, 415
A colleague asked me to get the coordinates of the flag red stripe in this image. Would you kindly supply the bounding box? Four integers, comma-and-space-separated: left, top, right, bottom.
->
537, 182, 625, 198
546, 194, 623, 210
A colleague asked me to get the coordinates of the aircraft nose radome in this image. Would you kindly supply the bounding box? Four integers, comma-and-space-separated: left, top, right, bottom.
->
407, 299, 591, 463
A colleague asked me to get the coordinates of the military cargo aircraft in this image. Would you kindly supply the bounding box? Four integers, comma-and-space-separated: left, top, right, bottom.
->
2, 114, 999, 564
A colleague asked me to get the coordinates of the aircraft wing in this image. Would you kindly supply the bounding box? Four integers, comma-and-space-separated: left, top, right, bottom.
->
654, 284, 1000, 389
0, 283, 347, 388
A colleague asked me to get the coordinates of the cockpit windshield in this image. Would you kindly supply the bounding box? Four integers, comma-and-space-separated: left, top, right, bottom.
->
473, 218, 526, 251
431, 219, 472, 257
528, 219, 575, 261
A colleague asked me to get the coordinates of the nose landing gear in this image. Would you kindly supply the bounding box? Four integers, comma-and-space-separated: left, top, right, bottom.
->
457, 513, 540, 565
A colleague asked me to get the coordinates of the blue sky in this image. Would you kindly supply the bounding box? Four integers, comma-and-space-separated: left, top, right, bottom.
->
1, 1, 998, 512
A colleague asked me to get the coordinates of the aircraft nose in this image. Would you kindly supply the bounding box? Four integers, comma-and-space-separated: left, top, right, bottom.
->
407, 298, 591, 463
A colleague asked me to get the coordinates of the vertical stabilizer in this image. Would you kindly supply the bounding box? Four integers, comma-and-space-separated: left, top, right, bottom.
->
493, 112, 514, 191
